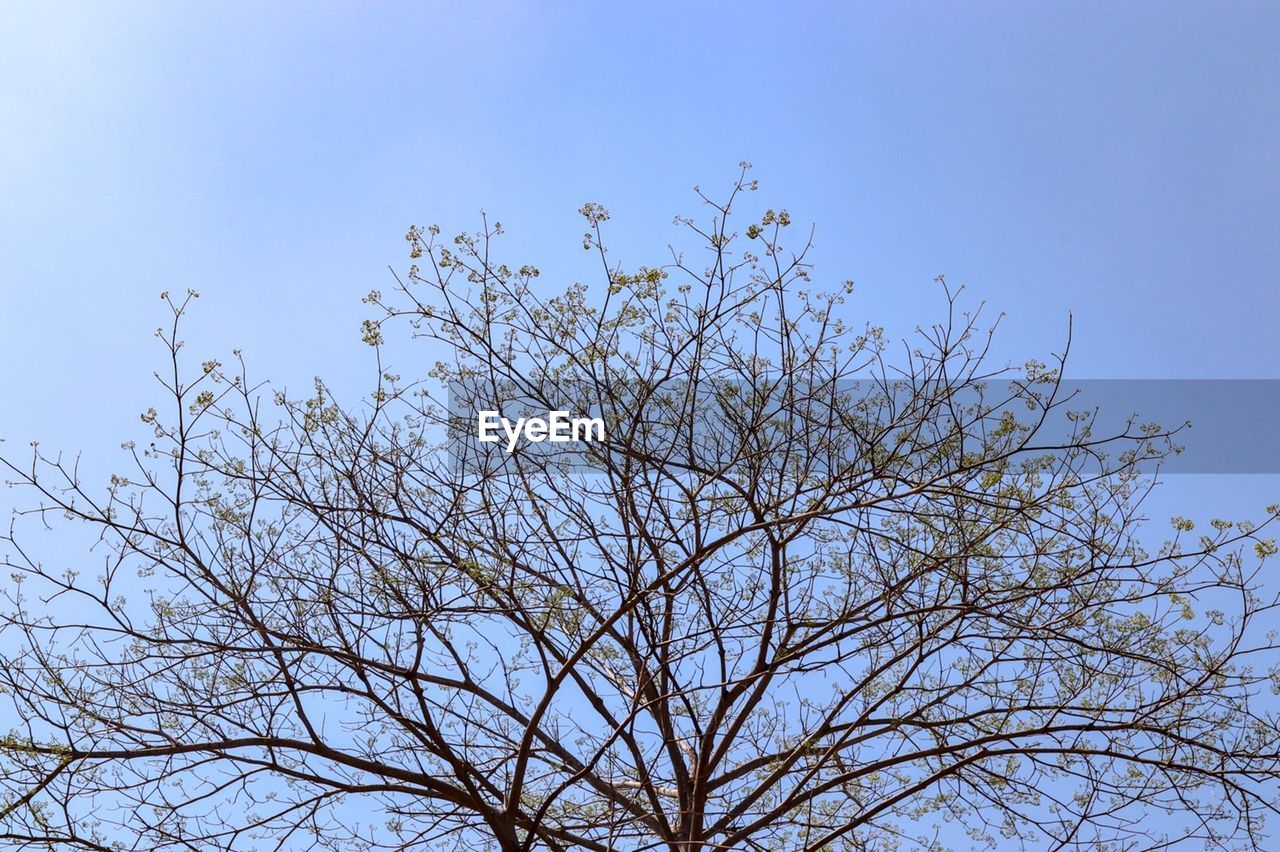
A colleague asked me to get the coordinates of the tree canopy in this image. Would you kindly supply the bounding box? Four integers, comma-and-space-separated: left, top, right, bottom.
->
3, 168, 1280, 850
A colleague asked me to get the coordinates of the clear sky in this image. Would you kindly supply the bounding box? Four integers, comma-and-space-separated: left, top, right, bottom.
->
1, 3, 1278, 843
5, 1, 1278, 523
3, 1, 1279, 429
0, 4, 1276, 517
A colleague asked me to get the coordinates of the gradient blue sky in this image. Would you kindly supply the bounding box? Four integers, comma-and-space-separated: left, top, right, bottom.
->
1, 3, 1278, 515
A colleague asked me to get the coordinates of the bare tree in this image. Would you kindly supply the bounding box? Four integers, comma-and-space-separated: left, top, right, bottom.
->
3, 167, 1280, 850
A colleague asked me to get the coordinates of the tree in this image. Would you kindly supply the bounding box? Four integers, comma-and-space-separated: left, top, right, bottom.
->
3, 166, 1280, 850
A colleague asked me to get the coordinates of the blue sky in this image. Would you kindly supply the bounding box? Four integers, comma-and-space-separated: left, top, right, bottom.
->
4, 1, 1278, 522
